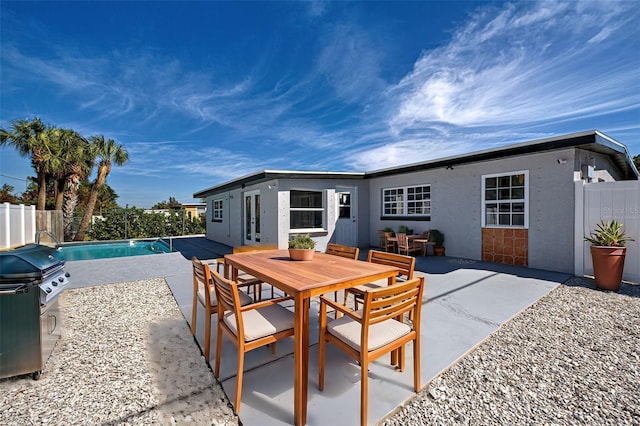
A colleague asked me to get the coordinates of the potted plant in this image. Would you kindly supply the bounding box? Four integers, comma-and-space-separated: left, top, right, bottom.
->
431, 229, 445, 256
398, 225, 413, 235
288, 234, 316, 261
584, 219, 634, 291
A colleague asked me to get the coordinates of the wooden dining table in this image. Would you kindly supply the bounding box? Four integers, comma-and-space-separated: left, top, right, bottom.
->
224, 249, 400, 425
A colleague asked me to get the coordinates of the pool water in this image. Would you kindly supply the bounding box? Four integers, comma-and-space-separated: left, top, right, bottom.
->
55, 240, 171, 261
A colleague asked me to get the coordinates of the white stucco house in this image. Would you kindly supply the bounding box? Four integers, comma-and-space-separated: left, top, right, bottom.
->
194, 130, 639, 277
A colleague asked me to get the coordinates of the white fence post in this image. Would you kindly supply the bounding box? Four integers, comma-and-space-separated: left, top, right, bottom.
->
19, 203, 26, 246
574, 181, 585, 278
1, 203, 9, 249
27, 205, 36, 244
0, 203, 39, 249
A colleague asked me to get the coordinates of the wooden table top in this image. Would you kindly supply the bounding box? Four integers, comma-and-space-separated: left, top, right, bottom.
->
225, 249, 399, 297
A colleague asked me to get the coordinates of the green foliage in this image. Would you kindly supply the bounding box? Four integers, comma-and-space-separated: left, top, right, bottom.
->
398, 225, 413, 235
430, 229, 445, 247
288, 234, 316, 249
633, 154, 639, 171
0, 184, 19, 204
584, 220, 634, 247
152, 197, 182, 210
88, 207, 205, 240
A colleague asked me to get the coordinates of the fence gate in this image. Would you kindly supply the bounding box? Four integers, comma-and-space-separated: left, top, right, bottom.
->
575, 181, 640, 283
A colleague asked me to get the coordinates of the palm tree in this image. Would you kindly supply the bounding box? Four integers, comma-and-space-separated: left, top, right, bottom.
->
53, 129, 93, 240
0, 118, 57, 210
74, 136, 129, 241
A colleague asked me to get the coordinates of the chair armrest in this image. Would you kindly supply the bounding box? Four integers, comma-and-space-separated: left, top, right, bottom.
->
240, 296, 294, 311
319, 296, 362, 321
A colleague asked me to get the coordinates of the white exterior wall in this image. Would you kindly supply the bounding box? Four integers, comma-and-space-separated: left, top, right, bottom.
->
369, 148, 580, 273
203, 178, 368, 251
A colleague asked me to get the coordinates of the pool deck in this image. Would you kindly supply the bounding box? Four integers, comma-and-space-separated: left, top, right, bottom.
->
64, 236, 571, 425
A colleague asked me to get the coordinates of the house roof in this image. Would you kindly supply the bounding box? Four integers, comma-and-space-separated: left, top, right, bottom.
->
194, 130, 638, 198
193, 170, 365, 198
366, 130, 639, 179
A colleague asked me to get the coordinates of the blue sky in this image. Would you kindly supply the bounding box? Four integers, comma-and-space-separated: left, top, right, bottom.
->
1, 1, 639, 208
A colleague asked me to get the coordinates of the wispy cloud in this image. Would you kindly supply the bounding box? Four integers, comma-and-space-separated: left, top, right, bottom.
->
387, 1, 639, 132
1, 0, 638, 202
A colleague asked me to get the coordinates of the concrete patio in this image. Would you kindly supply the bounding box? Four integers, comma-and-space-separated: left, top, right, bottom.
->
65, 236, 571, 425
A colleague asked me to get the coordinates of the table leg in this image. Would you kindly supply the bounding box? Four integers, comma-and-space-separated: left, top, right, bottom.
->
302, 297, 310, 424
293, 293, 305, 425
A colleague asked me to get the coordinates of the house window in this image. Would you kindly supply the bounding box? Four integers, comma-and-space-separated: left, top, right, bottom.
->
290, 190, 325, 230
382, 185, 430, 219
482, 171, 528, 228
212, 199, 223, 222
338, 192, 351, 218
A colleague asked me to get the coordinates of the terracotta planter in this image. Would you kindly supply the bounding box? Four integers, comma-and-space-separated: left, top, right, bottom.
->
288, 248, 315, 261
434, 247, 445, 256
590, 246, 626, 291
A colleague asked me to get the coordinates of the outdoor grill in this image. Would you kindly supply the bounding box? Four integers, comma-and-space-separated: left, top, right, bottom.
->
0, 244, 71, 379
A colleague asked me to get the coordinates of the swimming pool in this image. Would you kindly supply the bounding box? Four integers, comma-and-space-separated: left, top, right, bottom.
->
55, 239, 172, 261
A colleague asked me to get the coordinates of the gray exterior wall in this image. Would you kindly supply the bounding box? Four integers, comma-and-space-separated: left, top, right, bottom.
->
369, 148, 580, 273
203, 178, 368, 251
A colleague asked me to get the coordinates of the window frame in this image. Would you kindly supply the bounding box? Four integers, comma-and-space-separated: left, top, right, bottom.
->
481, 170, 529, 228
211, 198, 224, 222
289, 189, 327, 232
381, 184, 431, 221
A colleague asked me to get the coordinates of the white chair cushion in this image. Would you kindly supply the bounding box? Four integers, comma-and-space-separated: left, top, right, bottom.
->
352, 276, 408, 295
223, 304, 294, 342
198, 286, 252, 308
327, 313, 411, 352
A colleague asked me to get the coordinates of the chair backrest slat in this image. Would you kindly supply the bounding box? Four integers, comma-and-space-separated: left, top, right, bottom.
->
326, 243, 360, 260
192, 256, 213, 305
367, 250, 415, 280
363, 277, 424, 326
211, 270, 240, 314
232, 244, 278, 254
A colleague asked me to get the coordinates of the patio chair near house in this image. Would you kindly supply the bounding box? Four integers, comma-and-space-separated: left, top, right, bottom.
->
190, 257, 253, 361
215, 244, 279, 300
211, 269, 295, 415
318, 276, 425, 426
344, 250, 415, 310
396, 233, 421, 256
326, 243, 360, 301
382, 231, 396, 252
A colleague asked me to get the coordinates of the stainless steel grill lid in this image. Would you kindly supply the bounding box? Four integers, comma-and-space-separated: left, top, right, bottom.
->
0, 244, 65, 284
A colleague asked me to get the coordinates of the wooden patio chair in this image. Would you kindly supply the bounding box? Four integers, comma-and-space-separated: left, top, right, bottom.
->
190, 256, 253, 361
396, 233, 421, 256
344, 250, 415, 310
211, 269, 295, 415
318, 276, 425, 426
383, 232, 396, 252
215, 244, 279, 300
325, 243, 360, 301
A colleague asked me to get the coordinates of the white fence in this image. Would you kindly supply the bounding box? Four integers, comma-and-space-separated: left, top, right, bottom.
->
575, 181, 640, 283
1, 203, 37, 249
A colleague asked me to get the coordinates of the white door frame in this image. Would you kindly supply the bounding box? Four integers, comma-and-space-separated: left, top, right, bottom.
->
334, 187, 358, 247
243, 190, 261, 246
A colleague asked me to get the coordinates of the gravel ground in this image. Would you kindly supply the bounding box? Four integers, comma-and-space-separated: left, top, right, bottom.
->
383, 278, 640, 426
2, 276, 638, 425
0, 279, 237, 426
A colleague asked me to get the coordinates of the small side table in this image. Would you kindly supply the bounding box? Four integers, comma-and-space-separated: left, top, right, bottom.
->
413, 238, 435, 256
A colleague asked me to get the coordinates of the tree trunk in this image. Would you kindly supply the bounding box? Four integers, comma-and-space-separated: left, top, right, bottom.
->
74, 166, 108, 241
37, 171, 47, 210
54, 178, 65, 211
63, 174, 81, 241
